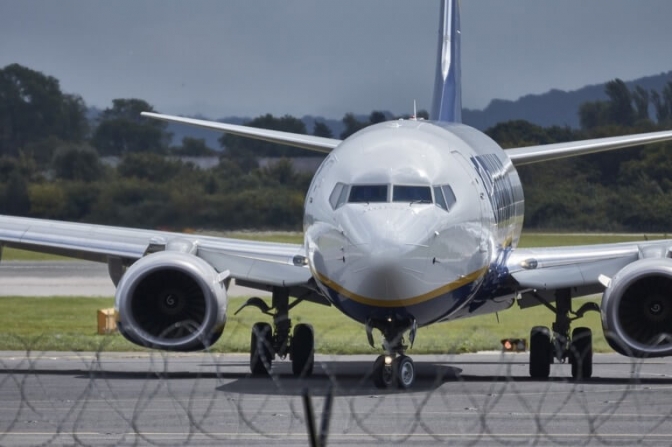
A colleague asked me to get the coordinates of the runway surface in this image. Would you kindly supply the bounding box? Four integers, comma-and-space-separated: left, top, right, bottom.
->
1, 351, 672, 446
0, 261, 267, 297
3, 262, 672, 445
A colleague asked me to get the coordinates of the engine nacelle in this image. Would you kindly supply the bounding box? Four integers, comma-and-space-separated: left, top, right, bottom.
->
601, 258, 672, 357
115, 251, 228, 351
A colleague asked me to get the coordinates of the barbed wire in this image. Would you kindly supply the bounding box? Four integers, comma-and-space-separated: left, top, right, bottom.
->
1, 342, 672, 446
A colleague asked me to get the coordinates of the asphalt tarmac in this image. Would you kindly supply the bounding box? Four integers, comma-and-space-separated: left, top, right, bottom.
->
2, 261, 672, 445
1, 351, 672, 446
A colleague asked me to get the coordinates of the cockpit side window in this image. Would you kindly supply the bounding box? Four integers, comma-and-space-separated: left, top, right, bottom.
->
434, 185, 457, 211
349, 184, 388, 203
393, 185, 432, 203
433, 186, 448, 210
329, 182, 349, 209
441, 185, 457, 210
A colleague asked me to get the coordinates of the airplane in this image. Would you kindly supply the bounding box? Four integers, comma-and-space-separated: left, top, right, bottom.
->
2, 0, 672, 389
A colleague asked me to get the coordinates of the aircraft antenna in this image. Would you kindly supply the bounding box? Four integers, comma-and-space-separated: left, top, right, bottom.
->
411, 100, 418, 121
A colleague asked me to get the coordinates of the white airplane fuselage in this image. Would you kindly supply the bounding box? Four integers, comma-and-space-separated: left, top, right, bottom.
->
304, 120, 525, 328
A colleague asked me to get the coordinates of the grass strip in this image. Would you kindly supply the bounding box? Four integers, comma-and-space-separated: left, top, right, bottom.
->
0, 296, 607, 354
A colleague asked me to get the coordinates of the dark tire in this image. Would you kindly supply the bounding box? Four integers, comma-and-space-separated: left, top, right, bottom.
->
394, 355, 415, 389
530, 326, 552, 379
291, 323, 314, 377
250, 322, 273, 375
372, 355, 394, 389
570, 327, 593, 380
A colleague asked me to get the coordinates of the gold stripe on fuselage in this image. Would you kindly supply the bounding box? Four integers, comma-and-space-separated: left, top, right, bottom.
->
312, 267, 488, 308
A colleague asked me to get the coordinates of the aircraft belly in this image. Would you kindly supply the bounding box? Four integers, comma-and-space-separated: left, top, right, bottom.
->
318, 277, 480, 327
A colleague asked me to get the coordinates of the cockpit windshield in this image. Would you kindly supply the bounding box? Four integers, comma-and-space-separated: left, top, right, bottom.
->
393, 185, 432, 203
329, 182, 457, 211
348, 184, 388, 203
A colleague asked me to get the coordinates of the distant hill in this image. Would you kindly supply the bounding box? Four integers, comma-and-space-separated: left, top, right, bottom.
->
88, 71, 672, 149
463, 71, 672, 130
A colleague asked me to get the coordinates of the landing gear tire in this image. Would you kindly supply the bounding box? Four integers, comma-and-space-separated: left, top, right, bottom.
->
394, 355, 415, 389
250, 322, 273, 375
372, 355, 394, 389
570, 327, 593, 380
291, 323, 314, 377
530, 326, 552, 379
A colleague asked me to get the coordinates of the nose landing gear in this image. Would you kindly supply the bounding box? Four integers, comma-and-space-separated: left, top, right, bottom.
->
367, 316, 417, 389
372, 354, 415, 389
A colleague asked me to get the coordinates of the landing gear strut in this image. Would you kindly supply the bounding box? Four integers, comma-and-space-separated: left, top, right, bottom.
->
368, 316, 417, 389
528, 288, 598, 380
235, 287, 314, 377
372, 354, 415, 389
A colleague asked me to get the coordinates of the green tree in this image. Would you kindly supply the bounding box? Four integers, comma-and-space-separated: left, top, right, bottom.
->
339, 111, 393, 139
28, 183, 67, 219
117, 152, 184, 183
89, 179, 172, 228
92, 99, 170, 156
0, 153, 36, 183
632, 86, 650, 122
61, 182, 101, 220
171, 137, 216, 156
260, 158, 297, 186
340, 113, 367, 139
24, 137, 66, 169
605, 79, 635, 127
368, 110, 387, 125
417, 110, 430, 120
0, 64, 88, 157
220, 114, 309, 158
486, 120, 559, 149
52, 144, 103, 182
651, 82, 672, 124
579, 101, 608, 130
0, 170, 30, 215
312, 121, 333, 138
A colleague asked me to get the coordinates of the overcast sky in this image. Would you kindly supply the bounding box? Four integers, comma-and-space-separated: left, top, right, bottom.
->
1, 1, 671, 119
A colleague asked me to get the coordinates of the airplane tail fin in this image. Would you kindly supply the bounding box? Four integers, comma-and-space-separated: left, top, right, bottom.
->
431, 0, 462, 123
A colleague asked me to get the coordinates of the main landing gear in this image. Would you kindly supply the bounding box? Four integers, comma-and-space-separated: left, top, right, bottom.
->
528, 288, 600, 380
368, 316, 417, 389
235, 287, 314, 377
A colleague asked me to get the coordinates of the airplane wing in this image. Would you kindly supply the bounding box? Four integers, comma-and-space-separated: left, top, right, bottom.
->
506, 239, 672, 305
506, 129, 672, 165
141, 112, 672, 164
141, 112, 341, 154
0, 215, 312, 288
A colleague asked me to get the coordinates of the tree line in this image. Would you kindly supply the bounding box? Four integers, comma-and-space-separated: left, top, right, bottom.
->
0, 63, 671, 231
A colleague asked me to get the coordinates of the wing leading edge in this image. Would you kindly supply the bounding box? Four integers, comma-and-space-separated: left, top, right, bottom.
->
507, 129, 672, 166
142, 112, 672, 166
141, 112, 341, 154
0, 215, 312, 288
507, 239, 672, 305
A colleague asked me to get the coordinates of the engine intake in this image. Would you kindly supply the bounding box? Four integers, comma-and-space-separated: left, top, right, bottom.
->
115, 251, 228, 351
601, 258, 672, 357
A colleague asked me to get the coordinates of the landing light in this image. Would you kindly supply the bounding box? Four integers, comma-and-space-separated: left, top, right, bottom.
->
520, 259, 538, 270
293, 255, 308, 266
501, 338, 527, 352
384, 356, 393, 365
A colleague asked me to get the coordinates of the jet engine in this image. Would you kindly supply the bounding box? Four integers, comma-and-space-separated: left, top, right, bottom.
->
601, 258, 672, 357
115, 251, 228, 351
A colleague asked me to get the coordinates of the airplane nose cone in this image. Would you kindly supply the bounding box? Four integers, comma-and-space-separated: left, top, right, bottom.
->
342, 205, 434, 301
